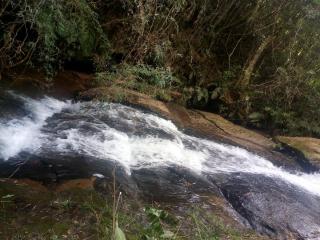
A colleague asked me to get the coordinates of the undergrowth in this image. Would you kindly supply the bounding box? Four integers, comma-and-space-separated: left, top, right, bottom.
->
94, 64, 179, 102
0, 180, 265, 240
0, 0, 109, 78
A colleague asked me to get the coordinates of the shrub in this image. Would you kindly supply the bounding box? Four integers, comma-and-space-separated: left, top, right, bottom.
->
123, 64, 177, 88
0, 0, 109, 76
94, 64, 178, 102
94, 64, 178, 92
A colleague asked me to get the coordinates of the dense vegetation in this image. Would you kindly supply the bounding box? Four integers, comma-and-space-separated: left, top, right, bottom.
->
1, 0, 320, 136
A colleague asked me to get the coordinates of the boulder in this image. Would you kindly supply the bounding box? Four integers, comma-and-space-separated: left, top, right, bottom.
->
213, 172, 320, 239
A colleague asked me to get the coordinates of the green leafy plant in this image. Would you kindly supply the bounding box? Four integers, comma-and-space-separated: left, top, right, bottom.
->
142, 207, 176, 240
124, 65, 177, 88
95, 64, 177, 88
33, 0, 109, 75
0, 0, 109, 76
115, 221, 126, 240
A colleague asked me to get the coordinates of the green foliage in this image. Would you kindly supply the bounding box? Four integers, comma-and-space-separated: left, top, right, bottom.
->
32, 0, 109, 75
96, 64, 177, 88
191, 213, 220, 240
124, 65, 177, 89
189, 208, 248, 240
142, 207, 176, 240
94, 64, 178, 102
0, 0, 109, 76
188, 87, 209, 108
115, 221, 127, 240
52, 199, 72, 210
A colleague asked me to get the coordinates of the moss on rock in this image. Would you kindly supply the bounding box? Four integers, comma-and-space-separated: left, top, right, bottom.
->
276, 136, 320, 169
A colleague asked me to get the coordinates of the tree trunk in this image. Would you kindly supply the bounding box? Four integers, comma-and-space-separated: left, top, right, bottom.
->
237, 36, 273, 88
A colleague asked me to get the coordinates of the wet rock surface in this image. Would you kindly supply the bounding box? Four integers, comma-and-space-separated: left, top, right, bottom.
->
0, 153, 138, 196
80, 87, 302, 171
212, 173, 320, 239
0, 90, 29, 122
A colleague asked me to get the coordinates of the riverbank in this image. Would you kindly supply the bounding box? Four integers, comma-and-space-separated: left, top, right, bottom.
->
0, 178, 267, 240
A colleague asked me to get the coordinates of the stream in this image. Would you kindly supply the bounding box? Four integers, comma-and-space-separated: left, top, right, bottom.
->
0, 91, 320, 239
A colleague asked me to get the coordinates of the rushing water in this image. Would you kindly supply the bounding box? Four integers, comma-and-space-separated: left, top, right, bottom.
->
1, 91, 320, 238
1, 92, 320, 197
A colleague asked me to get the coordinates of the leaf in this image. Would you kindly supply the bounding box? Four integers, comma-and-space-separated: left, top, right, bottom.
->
115, 221, 126, 240
161, 230, 174, 239
150, 221, 163, 235
248, 112, 264, 123
145, 207, 163, 218
211, 87, 221, 100
2, 194, 14, 199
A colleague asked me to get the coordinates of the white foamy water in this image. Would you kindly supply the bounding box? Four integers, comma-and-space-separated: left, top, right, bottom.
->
0, 93, 72, 160
1, 94, 320, 197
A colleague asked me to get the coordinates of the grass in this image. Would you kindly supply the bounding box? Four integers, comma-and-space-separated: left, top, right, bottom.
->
0, 179, 268, 240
